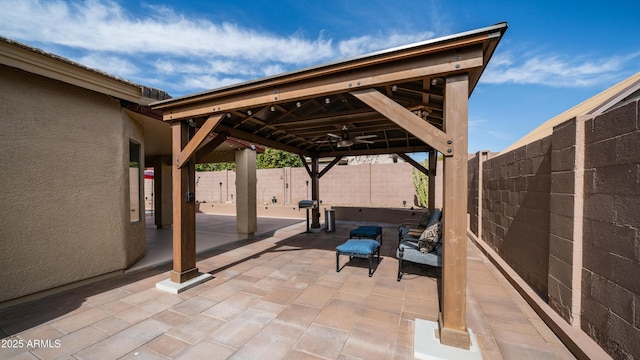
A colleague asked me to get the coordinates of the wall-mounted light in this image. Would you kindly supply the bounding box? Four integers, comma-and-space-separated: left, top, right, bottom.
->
247, 110, 252, 116
296, 101, 301, 108
270, 106, 275, 112
391, 85, 398, 92
324, 98, 330, 104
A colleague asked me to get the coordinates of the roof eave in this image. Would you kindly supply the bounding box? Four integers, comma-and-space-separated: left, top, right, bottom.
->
0, 36, 170, 105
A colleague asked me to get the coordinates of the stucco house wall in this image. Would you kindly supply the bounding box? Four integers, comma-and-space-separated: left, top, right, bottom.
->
0, 65, 146, 303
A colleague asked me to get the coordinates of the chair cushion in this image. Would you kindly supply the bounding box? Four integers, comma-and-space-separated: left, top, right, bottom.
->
418, 209, 431, 227
397, 241, 442, 267
426, 208, 442, 227
337, 239, 380, 255
350, 226, 382, 238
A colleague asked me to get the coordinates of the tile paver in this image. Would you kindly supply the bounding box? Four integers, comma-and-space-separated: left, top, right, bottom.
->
0, 217, 577, 359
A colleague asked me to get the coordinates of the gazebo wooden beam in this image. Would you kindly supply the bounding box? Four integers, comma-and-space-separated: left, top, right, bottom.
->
176, 114, 223, 168
160, 46, 483, 122
396, 152, 428, 175
350, 88, 452, 155
195, 131, 229, 163
318, 145, 431, 158
216, 124, 314, 157
318, 156, 344, 178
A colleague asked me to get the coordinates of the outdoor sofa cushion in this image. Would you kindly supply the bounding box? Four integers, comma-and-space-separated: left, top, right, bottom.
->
398, 208, 442, 240
397, 241, 442, 267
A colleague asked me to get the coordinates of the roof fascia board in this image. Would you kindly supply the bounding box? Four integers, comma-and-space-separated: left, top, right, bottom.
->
160, 46, 484, 121
0, 40, 152, 105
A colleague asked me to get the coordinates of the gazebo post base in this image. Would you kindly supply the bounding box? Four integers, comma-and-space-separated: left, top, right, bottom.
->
156, 272, 213, 294
438, 313, 471, 350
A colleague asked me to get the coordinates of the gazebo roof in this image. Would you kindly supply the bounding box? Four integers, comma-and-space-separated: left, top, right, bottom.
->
152, 23, 507, 158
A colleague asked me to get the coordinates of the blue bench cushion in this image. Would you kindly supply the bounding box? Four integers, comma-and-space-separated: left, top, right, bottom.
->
350, 226, 382, 239
337, 239, 380, 255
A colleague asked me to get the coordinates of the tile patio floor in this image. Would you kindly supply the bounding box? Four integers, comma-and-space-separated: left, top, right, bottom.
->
0, 218, 575, 359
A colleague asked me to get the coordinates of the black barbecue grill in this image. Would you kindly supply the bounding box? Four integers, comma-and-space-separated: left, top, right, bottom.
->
298, 200, 317, 233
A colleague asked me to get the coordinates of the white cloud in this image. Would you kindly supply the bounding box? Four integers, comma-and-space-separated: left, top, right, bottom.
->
482, 51, 639, 87
77, 54, 138, 77
180, 75, 247, 92
338, 31, 436, 58
0, 0, 336, 65
0, 0, 441, 95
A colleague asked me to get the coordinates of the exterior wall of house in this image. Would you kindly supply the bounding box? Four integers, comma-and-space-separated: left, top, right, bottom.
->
468, 100, 640, 359
0, 65, 145, 303
123, 113, 146, 266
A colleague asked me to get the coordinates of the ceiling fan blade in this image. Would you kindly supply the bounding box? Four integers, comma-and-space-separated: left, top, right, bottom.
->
327, 133, 341, 139
354, 134, 377, 140
355, 139, 375, 144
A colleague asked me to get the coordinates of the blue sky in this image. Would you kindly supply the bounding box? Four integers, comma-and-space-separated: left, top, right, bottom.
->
1, 0, 639, 154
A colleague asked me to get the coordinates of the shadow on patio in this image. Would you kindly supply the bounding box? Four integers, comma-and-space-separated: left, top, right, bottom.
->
0, 218, 574, 359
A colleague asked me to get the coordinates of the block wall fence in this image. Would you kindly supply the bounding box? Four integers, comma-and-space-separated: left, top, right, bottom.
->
468, 100, 640, 360
183, 162, 444, 210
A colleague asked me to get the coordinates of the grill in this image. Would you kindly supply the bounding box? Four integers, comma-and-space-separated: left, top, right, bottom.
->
298, 200, 317, 233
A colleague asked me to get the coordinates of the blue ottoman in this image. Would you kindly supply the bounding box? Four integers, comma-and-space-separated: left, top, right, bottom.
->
336, 239, 381, 277
349, 226, 383, 244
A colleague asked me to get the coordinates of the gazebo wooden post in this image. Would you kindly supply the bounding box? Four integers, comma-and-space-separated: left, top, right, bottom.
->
170, 120, 198, 283
310, 155, 320, 228
428, 150, 437, 212
439, 73, 471, 348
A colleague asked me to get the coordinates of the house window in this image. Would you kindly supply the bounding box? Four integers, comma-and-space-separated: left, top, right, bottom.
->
129, 141, 141, 223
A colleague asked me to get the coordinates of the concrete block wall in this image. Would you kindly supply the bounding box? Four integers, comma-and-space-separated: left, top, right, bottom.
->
548, 118, 580, 323
195, 162, 418, 209
468, 153, 480, 236
480, 137, 552, 296
581, 100, 640, 359
195, 170, 235, 204
470, 100, 640, 359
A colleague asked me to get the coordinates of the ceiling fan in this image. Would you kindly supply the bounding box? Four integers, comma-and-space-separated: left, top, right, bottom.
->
316, 125, 377, 148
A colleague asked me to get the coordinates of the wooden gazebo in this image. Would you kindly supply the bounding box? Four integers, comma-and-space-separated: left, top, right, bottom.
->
152, 22, 507, 349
